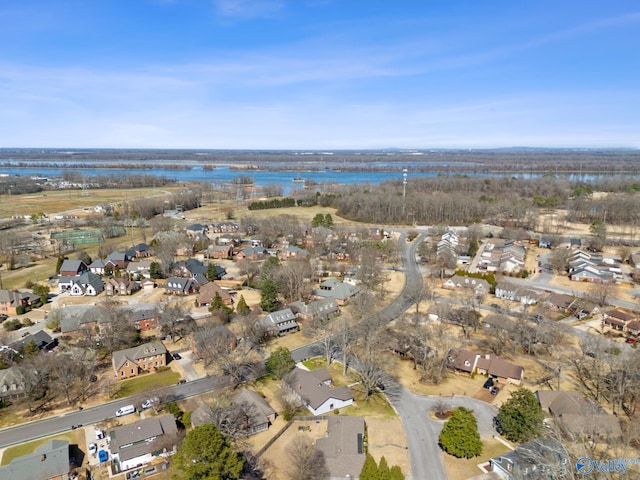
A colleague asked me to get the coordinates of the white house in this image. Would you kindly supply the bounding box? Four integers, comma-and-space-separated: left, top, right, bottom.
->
286, 367, 353, 416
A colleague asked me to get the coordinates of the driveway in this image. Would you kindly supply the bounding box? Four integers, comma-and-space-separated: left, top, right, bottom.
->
390, 388, 498, 480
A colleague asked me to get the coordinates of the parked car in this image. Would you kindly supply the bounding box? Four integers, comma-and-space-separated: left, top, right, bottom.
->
177, 378, 187, 385
483, 378, 494, 389
88, 443, 98, 456
626, 338, 638, 344
95, 429, 105, 440
493, 416, 504, 434
71, 424, 83, 430
141, 397, 159, 410
490, 386, 500, 396
0, 314, 8, 321
172, 353, 182, 360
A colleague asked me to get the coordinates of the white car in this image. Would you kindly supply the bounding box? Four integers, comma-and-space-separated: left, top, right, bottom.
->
141, 397, 159, 410
88, 443, 98, 456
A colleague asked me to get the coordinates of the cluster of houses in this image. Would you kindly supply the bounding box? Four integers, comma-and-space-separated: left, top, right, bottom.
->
436, 229, 469, 265
476, 240, 526, 274
568, 249, 620, 283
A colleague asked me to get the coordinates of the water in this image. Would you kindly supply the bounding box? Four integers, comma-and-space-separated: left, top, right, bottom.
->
0, 163, 632, 195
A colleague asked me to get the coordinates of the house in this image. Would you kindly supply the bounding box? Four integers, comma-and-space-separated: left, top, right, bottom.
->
141, 278, 156, 293
191, 325, 237, 361
311, 278, 360, 305
476, 354, 525, 385
58, 259, 88, 277
285, 367, 354, 416
279, 246, 309, 260
0, 367, 25, 401
235, 246, 269, 260
449, 349, 524, 385
127, 307, 160, 331
197, 282, 233, 307
11, 330, 57, 353
448, 348, 479, 375
125, 243, 153, 258
112, 342, 167, 379
603, 309, 637, 331
287, 298, 340, 322
535, 390, 622, 441
58, 272, 104, 296
109, 415, 178, 472
443, 275, 491, 297
105, 277, 140, 296
0, 289, 29, 316
543, 293, 577, 313
164, 277, 198, 296
570, 266, 614, 284
210, 245, 234, 259
105, 251, 130, 270
126, 260, 153, 279
185, 223, 207, 236
232, 389, 277, 435
88, 258, 107, 275
59, 305, 104, 335
212, 221, 239, 233
494, 282, 541, 305
259, 309, 299, 336
490, 438, 569, 479
316, 416, 366, 479
0, 439, 71, 480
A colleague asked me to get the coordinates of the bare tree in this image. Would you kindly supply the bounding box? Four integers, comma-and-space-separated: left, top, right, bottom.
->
351, 356, 401, 400
286, 437, 329, 480
159, 300, 193, 342
275, 259, 312, 303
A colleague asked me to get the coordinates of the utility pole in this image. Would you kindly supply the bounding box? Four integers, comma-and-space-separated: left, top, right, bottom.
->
402, 169, 408, 216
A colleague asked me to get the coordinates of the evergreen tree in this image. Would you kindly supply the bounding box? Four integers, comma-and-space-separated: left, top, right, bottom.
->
209, 292, 233, 322
389, 465, 405, 480
311, 213, 325, 228
438, 407, 482, 458
359, 453, 379, 480
497, 388, 544, 442
260, 278, 279, 312
171, 423, 244, 480
378, 456, 390, 478
23, 340, 40, 358
235, 295, 250, 314
207, 262, 220, 281
265, 347, 295, 380
55, 255, 67, 275
149, 261, 162, 279
324, 213, 334, 227
468, 237, 479, 257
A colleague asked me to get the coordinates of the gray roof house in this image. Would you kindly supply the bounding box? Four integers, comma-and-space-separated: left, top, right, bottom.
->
109, 415, 178, 472
490, 438, 569, 479
285, 367, 354, 416
112, 342, 167, 380
59, 259, 88, 276
316, 416, 366, 480
311, 278, 360, 305
232, 388, 277, 435
0, 439, 70, 480
165, 277, 198, 296
58, 271, 105, 296
287, 298, 340, 322
0, 367, 25, 400
259, 308, 299, 336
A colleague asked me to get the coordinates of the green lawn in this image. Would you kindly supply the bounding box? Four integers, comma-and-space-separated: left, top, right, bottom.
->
443, 438, 512, 480
1, 432, 78, 466
111, 370, 181, 399
302, 357, 327, 370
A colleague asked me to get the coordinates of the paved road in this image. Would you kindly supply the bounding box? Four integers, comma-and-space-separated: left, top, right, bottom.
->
291, 230, 425, 363
391, 388, 498, 480
0, 374, 230, 449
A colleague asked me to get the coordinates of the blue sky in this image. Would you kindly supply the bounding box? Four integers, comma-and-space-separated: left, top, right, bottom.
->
0, 0, 638, 149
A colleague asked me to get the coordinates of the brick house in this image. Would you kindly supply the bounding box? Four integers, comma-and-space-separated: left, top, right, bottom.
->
112, 342, 167, 380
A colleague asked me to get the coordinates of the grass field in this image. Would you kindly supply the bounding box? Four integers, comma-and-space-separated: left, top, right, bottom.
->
443, 437, 512, 480
111, 370, 181, 399
1, 431, 80, 466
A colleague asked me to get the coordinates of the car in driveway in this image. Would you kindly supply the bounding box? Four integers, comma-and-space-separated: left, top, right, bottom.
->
490, 386, 500, 396
172, 353, 182, 360
88, 443, 98, 456
483, 378, 494, 389
626, 338, 638, 344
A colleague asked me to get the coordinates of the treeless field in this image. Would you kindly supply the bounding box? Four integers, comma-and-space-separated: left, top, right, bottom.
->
0, 187, 177, 219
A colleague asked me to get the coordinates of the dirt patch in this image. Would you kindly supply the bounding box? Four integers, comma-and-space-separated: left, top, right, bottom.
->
366, 417, 410, 475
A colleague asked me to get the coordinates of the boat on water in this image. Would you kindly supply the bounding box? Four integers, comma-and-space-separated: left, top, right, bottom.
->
292, 176, 305, 183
